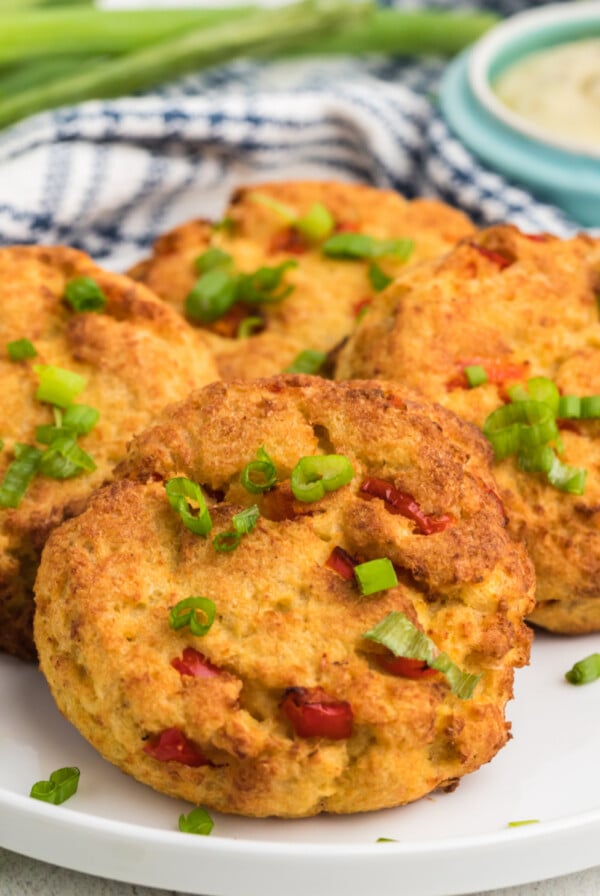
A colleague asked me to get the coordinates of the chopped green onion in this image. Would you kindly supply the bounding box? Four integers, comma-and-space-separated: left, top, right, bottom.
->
546, 455, 587, 495
212, 530, 241, 552
376, 837, 398, 843
565, 653, 600, 685
169, 596, 216, 636
0, 440, 4, 452
7, 338, 37, 361
34, 364, 86, 408
39, 434, 96, 478
30, 766, 80, 805
508, 819, 539, 828
194, 247, 232, 273
290, 454, 354, 502
363, 611, 480, 699
557, 395, 581, 419
0, 443, 42, 507
62, 403, 100, 435
295, 202, 334, 241
524, 377, 560, 415
483, 400, 558, 460
506, 383, 529, 403
185, 268, 238, 323
178, 806, 214, 835
354, 557, 398, 595
284, 349, 327, 375
233, 504, 260, 535
464, 365, 488, 388
517, 444, 555, 474
368, 261, 393, 292
212, 502, 259, 551
165, 477, 212, 536
64, 276, 107, 313
35, 424, 65, 445
322, 233, 414, 262
249, 191, 297, 223
236, 260, 297, 305
240, 446, 277, 494
236, 316, 263, 339
580, 396, 600, 419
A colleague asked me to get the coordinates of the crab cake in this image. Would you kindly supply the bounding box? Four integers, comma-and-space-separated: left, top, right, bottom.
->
128, 180, 475, 379
336, 224, 600, 634
0, 245, 218, 660
35, 376, 533, 818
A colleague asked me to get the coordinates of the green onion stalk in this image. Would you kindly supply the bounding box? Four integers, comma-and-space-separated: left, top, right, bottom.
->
0, 1, 500, 131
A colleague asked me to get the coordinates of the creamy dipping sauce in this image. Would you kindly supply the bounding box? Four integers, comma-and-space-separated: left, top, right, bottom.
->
494, 37, 600, 152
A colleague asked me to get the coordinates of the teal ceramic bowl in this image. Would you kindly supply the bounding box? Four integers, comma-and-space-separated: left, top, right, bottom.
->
439, 1, 600, 227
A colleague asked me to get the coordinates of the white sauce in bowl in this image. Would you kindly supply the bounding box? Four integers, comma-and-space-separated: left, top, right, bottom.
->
493, 38, 600, 152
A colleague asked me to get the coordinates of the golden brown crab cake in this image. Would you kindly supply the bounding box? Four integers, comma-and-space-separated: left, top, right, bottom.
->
0, 245, 218, 660
336, 224, 600, 634
35, 376, 533, 818
128, 180, 475, 379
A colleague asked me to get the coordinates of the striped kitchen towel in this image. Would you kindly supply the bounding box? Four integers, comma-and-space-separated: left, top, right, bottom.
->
0, 0, 579, 271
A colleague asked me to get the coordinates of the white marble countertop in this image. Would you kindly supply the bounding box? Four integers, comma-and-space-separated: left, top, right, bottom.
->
1, 849, 600, 896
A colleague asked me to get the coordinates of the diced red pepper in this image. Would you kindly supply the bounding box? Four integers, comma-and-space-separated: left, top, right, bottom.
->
171, 647, 221, 679
280, 687, 353, 739
523, 233, 547, 242
325, 546, 357, 580
334, 220, 359, 233
469, 242, 514, 269
360, 477, 454, 535
376, 654, 438, 679
446, 356, 529, 391
143, 727, 208, 766
206, 303, 253, 339
269, 228, 309, 255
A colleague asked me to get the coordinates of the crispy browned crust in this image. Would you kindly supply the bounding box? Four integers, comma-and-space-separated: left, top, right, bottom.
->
336, 225, 600, 633
127, 181, 475, 379
0, 245, 219, 659
35, 376, 534, 817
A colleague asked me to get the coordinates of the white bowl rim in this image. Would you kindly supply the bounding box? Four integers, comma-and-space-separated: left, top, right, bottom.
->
469, 0, 600, 160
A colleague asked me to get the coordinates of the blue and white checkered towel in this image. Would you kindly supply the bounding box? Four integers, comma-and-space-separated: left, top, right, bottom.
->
0, 0, 579, 271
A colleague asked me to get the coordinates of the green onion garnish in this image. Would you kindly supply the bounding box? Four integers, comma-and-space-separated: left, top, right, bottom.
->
240, 446, 277, 494
64, 276, 107, 313
557, 395, 581, 419
185, 268, 238, 323
62, 403, 100, 435
581, 396, 600, 418
295, 203, 335, 241
364, 611, 481, 699
322, 233, 414, 262
0, 443, 42, 508
39, 435, 96, 479
236, 260, 297, 306
213, 504, 260, 552
34, 364, 86, 408
546, 455, 587, 495
7, 338, 36, 361
354, 557, 398, 595
30, 766, 80, 805
169, 596, 216, 636
284, 349, 327, 375
249, 191, 297, 223
376, 837, 398, 842
290, 454, 354, 502
236, 316, 263, 339
368, 261, 393, 292
483, 400, 558, 460
178, 806, 214, 835
464, 365, 488, 388
194, 247, 232, 273
565, 653, 600, 685
507, 819, 539, 828
165, 477, 212, 536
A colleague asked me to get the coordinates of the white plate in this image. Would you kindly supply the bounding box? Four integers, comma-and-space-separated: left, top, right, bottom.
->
1, 631, 600, 896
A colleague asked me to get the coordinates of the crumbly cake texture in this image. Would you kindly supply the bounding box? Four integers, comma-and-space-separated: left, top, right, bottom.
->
336, 225, 600, 633
128, 180, 475, 379
35, 376, 534, 818
0, 245, 218, 659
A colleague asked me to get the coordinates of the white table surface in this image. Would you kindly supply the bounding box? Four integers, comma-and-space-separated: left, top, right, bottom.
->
1, 848, 599, 896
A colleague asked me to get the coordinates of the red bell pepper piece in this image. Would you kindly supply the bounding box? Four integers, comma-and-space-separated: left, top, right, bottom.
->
143, 727, 208, 766
468, 241, 514, 269
325, 546, 357, 580
360, 477, 454, 535
171, 647, 220, 678
280, 687, 353, 739
377, 654, 438, 679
